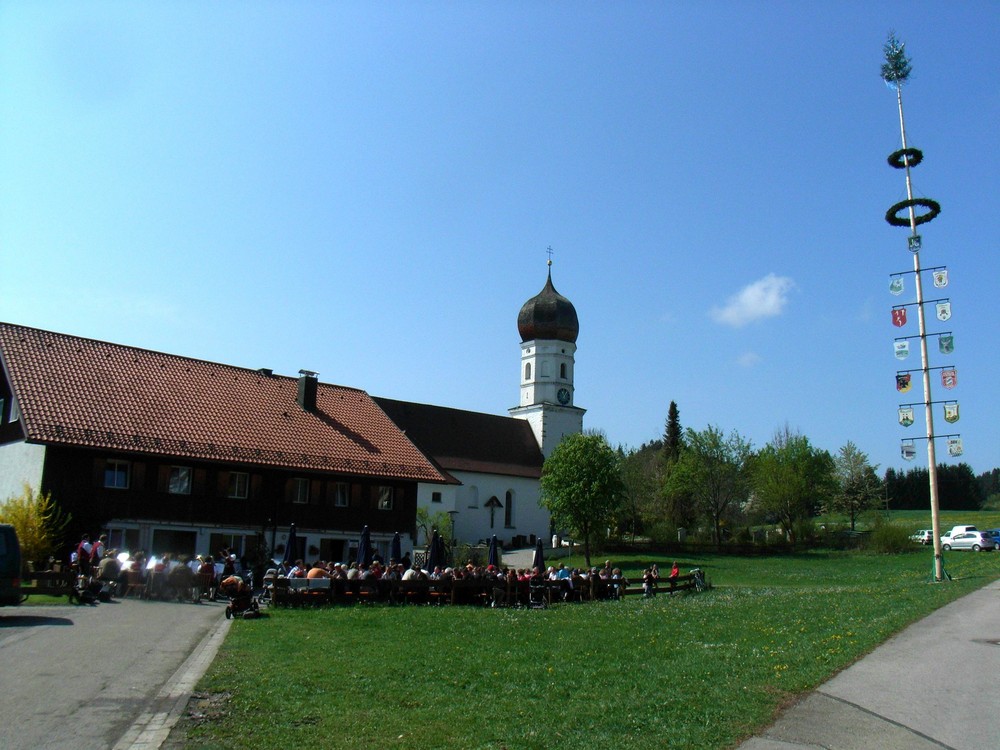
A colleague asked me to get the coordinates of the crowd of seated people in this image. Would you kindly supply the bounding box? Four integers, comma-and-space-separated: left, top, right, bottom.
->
261, 557, 641, 606
63, 540, 253, 604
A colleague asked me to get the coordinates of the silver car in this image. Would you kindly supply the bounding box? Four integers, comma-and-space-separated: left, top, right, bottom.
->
941, 531, 997, 552
910, 529, 933, 545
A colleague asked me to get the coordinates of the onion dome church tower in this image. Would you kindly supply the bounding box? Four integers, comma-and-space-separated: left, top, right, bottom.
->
509, 260, 585, 458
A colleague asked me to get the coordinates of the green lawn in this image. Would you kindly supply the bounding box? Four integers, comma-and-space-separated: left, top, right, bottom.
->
181, 549, 999, 750
822, 508, 1000, 533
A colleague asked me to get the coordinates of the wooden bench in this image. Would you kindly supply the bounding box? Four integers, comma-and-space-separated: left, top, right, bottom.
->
263, 570, 709, 608
19, 570, 81, 603
610, 570, 708, 597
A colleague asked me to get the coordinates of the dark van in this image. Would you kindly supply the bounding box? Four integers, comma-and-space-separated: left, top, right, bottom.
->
0, 524, 22, 607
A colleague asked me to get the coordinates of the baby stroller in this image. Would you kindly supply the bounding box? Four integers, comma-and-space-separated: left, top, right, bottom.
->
258, 568, 277, 605
219, 575, 260, 619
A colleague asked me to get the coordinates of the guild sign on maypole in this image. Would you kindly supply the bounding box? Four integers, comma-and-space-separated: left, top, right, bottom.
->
881, 33, 961, 582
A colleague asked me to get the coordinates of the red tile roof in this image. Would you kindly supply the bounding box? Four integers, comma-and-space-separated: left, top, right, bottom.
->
0, 322, 448, 483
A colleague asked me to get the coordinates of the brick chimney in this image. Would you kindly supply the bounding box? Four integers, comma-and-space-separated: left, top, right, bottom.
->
297, 370, 318, 412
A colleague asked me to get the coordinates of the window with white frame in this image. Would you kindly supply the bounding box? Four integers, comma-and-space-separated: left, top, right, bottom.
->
104, 459, 130, 490
467, 485, 479, 509
227, 472, 249, 499
377, 485, 393, 510
333, 482, 349, 507
168, 466, 192, 495
292, 478, 309, 504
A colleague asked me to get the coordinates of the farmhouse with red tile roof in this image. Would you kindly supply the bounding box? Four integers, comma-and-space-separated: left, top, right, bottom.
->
0, 267, 583, 564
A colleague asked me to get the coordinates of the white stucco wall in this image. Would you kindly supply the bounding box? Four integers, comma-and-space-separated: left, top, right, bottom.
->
0, 441, 46, 501
415, 471, 548, 548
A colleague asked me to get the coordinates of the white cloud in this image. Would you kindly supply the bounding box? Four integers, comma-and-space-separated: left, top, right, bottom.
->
736, 351, 761, 368
710, 273, 794, 327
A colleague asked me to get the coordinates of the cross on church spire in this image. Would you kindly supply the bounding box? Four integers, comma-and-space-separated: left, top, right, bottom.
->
546, 245, 553, 267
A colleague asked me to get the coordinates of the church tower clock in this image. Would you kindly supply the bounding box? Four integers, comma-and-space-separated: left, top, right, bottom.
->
509, 260, 585, 458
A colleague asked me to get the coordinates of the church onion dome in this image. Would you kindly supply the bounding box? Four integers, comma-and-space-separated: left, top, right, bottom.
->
517, 266, 579, 343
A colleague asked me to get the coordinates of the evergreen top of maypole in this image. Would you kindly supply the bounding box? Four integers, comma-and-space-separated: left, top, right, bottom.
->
881, 32, 940, 230
881, 32, 912, 89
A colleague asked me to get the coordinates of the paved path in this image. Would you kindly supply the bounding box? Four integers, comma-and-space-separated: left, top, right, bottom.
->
739, 577, 1000, 750
0, 597, 229, 750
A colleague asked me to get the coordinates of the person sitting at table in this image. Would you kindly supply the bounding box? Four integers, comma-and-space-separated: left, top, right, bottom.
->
195, 555, 217, 600
167, 559, 196, 601
306, 561, 331, 579
668, 561, 679, 579
147, 554, 169, 599
96, 549, 121, 596
289, 559, 307, 578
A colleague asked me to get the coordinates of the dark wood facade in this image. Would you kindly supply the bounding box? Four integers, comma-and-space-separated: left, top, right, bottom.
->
40, 445, 419, 543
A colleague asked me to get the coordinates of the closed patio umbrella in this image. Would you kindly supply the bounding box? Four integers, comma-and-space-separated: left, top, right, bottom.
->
487, 535, 499, 568
356, 525, 373, 567
532, 537, 545, 573
425, 529, 443, 573
390, 531, 402, 564
282, 524, 298, 566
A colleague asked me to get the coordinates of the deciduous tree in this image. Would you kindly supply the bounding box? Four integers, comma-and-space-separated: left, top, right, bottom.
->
666, 425, 752, 549
0, 483, 71, 573
831, 441, 881, 530
540, 432, 625, 567
752, 428, 835, 545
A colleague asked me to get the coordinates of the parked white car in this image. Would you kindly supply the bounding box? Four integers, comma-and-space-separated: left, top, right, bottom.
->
940, 531, 996, 551
909, 529, 933, 545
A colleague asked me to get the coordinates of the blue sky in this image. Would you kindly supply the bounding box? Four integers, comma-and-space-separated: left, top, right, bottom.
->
2, 2, 997, 476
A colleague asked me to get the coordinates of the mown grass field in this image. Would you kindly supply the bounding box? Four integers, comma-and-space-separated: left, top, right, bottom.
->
181, 548, 999, 750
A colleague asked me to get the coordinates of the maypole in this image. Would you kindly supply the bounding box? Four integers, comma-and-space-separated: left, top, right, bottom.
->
882, 33, 955, 582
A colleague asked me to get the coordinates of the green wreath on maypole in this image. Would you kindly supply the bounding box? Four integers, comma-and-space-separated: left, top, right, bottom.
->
887, 148, 922, 169
882, 34, 940, 229
885, 197, 941, 227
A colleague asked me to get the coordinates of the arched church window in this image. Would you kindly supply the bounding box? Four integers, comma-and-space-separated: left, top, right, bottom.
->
467, 485, 479, 509
524, 363, 531, 381
560, 363, 567, 379
541, 361, 550, 377
505, 490, 514, 527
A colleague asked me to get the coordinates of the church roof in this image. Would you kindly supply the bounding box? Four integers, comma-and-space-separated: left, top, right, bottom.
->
517, 265, 579, 343
372, 397, 544, 480
0, 322, 448, 483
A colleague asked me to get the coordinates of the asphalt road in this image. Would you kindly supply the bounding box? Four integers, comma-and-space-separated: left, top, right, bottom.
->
0, 597, 228, 750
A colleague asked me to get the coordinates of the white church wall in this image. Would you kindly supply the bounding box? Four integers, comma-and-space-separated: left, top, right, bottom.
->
416, 471, 548, 548
0, 441, 46, 501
